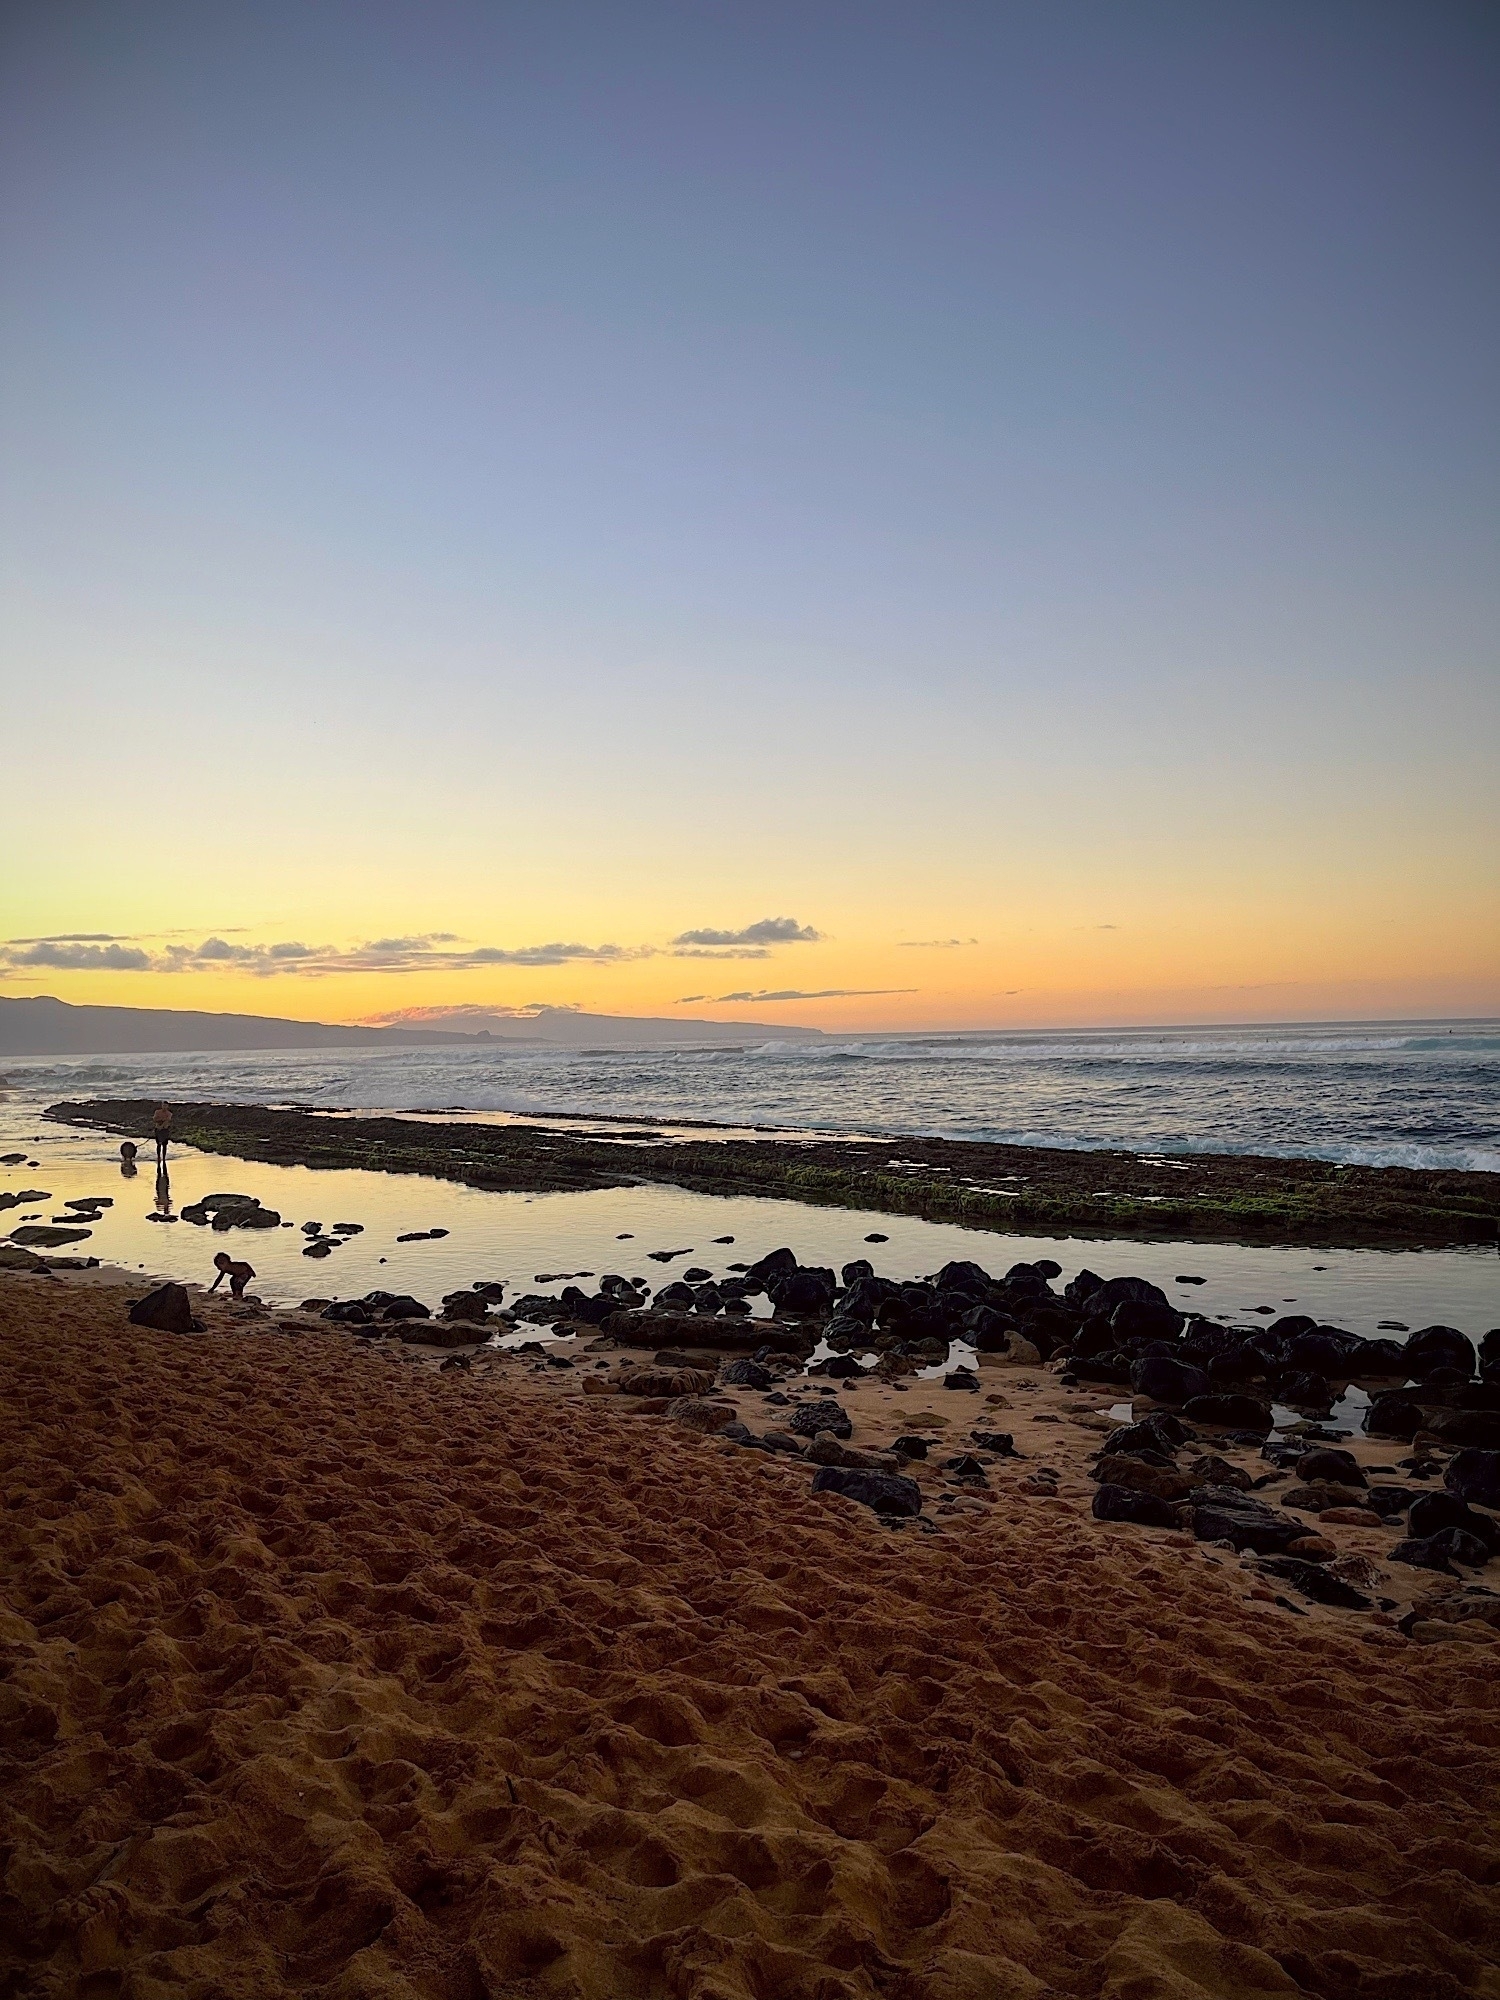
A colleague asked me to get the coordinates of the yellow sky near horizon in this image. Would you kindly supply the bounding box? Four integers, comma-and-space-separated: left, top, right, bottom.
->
3, 866, 1496, 1031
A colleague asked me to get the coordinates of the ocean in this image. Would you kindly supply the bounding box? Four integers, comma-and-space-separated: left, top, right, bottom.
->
5, 1018, 1497, 1171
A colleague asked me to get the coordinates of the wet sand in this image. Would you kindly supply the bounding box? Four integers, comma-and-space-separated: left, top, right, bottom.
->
4, 1270, 1500, 1999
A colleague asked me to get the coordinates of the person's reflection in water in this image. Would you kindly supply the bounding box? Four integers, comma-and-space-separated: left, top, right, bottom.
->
154, 1167, 174, 1218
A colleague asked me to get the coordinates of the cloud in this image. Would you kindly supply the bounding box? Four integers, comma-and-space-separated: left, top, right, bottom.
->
671, 917, 822, 949
1, 918, 819, 979
667, 946, 773, 960
897, 937, 978, 948
688, 987, 917, 1004
1, 931, 660, 977
0, 940, 152, 971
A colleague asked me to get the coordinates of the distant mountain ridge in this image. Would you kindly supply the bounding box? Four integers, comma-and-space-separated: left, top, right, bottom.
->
0, 995, 824, 1056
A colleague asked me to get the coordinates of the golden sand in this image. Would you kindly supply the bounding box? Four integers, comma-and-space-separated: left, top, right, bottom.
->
2, 1273, 1498, 1999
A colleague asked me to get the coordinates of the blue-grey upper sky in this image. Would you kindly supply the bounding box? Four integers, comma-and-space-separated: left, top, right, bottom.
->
2, 1, 1497, 1026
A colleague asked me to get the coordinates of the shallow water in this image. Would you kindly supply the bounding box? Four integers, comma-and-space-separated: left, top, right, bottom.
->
5, 1106, 1495, 1339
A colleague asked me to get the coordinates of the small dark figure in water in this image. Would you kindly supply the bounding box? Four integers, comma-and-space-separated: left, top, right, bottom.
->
120, 1140, 137, 1179
152, 1104, 172, 1167
210, 1251, 255, 1299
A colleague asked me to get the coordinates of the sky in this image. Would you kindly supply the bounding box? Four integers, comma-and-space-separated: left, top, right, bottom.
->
2, 0, 1497, 1032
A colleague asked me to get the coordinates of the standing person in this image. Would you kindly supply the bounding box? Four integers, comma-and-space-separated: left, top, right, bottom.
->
152, 1103, 172, 1167
210, 1251, 255, 1298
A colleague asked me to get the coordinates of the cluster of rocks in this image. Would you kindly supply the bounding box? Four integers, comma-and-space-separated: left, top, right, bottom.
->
1090, 1407, 1500, 1588
1067, 1283, 1500, 1437
180, 1192, 283, 1231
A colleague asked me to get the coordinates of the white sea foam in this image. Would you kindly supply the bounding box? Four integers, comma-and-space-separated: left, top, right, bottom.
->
6, 1020, 1497, 1177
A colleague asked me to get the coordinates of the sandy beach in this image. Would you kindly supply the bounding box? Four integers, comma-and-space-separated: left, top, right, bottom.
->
4, 1267, 1499, 1999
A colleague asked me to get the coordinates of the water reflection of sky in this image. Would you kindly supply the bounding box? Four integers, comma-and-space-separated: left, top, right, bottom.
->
3, 1105, 1496, 1336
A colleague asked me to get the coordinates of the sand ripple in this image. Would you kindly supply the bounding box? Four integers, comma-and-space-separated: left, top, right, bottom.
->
3, 1278, 1498, 1998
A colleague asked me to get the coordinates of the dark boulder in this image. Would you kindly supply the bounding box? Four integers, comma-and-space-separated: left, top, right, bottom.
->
127, 1282, 199, 1334
440, 1291, 491, 1324
1408, 1492, 1500, 1550
1255, 1558, 1371, 1609
1445, 1449, 1500, 1510
1391, 1529, 1490, 1574
891, 1435, 929, 1460
1207, 1348, 1264, 1389
788, 1400, 853, 1440
379, 1295, 430, 1321
1018, 1307, 1072, 1359
322, 1300, 374, 1324
746, 1247, 798, 1286
1414, 1367, 1472, 1407
1102, 1413, 1188, 1459
1352, 1337, 1408, 1375
1275, 1373, 1336, 1412
1365, 1485, 1415, 1519
936, 1259, 993, 1296
1286, 1330, 1358, 1377
720, 1358, 772, 1390
1071, 1316, 1128, 1361
1297, 1446, 1365, 1487
841, 1275, 898, 1321
1404, 1325, 1474, 1378
1364, 1394, 1424, 1440
965, 1305, 1018, 1352
1092, 1484, 1179, 1529
1082, 1275, 1172, 1320
1426, 1410, 1500, 1451
840, 1258, 875, 1287
769, 1269, 837, 1317
944, 1454, 988, 1480
1182, 1394, 1274, 1435
1191, 1487, 1305, 1554
811, 1466, 921, 1517
970, 1430, 1017, 1457
1113, 1299, 1184, 1344
1267, 1314, 1317, 1341
1070, 1354, 1133, 1386
1130, 1357, 1210, 1406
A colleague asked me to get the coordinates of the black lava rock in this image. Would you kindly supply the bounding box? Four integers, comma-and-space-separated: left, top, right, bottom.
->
1255, 1558, 1372, 1609
127, 1282, 199, 1334
788, 1401, 853, 1440
1445, 1449, 1500, 1510
1182, 1394, 1274, 1435
719, 1358, 772, 1390
811, 1466, 921, 1517
970, 1430, 1017, 1457
1296, 1446, 1365, 1487
1092, 1484, 1179, 1529
1404, 1325, 1475, 1378
1364, 1393, 1424, 1441
1129, 1357, 1211, 1406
